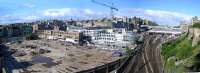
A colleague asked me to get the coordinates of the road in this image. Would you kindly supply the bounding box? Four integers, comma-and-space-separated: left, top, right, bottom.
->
118, 34, 168, 73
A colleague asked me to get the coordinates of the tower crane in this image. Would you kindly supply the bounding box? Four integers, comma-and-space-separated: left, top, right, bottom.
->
91, 0, 118, 20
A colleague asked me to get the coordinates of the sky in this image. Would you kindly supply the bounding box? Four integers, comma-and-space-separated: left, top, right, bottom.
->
0, 0, 199, 25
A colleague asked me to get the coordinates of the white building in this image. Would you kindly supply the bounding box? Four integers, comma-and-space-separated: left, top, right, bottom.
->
82, 29, 104, 36
82, 28, 136, 50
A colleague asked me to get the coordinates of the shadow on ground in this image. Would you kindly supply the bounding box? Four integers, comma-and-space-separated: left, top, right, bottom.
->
0, 44, 33, 73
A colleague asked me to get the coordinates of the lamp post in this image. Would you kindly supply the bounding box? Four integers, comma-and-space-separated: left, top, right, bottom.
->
64, 47, 68, 61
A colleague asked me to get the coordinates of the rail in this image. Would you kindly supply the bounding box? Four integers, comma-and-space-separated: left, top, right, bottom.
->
116, 45, 142, 73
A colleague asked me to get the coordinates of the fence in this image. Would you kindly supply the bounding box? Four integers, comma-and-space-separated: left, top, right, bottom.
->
76, 57, 127, 73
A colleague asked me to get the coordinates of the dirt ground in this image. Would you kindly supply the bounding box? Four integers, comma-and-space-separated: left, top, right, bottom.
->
7, 39, 121, 73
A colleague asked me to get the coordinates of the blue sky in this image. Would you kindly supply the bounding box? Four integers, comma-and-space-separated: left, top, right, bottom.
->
0, 0, 199, 25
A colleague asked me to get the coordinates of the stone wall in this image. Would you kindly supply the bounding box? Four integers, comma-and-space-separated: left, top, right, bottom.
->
189, 28, 200, 46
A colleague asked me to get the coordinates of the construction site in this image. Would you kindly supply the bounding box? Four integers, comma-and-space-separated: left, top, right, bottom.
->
3, 38, 122, 73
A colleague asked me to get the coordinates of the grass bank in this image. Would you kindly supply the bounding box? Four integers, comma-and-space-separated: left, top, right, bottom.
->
161, 33, 200, 73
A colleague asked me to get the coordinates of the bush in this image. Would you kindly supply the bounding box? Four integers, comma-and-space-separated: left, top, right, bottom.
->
161, 33, 190, 60
26, 34, 39, 40
192, 22, 200, 28
125, 48, 133, 56
161, 33, 199, 73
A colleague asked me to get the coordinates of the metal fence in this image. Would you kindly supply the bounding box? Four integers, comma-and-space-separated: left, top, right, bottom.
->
76, 45, 141, 73
76, 57, 127, 73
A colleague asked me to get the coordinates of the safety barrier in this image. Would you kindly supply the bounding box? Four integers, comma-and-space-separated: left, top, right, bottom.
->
76, 57, 127, 73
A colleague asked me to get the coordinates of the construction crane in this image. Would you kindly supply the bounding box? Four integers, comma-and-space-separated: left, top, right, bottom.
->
91, 0, 118, 20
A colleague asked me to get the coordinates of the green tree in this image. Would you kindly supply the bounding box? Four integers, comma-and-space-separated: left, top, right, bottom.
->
25, 34, 39, 40
125, 48, 133, 56
193, 22, 200, 28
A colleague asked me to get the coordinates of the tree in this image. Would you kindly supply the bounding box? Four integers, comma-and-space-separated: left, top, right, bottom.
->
25, 34, 39, 40
148, 21, 159, 26
125, 48, 133, 56
192, 22, 200, 28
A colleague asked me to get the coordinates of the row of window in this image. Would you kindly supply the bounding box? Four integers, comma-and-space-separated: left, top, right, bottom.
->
104, 41, 115, 44
97, 34, 115, 37
94, 37, 115, 40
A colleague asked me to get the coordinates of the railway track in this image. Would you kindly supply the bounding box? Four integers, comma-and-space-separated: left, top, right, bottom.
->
117, 34, 167, 73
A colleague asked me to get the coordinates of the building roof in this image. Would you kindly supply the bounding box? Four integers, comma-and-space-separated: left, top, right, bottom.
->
148, 28, 183, 34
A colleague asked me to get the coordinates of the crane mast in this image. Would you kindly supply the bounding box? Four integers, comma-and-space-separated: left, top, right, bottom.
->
91, 0, 118, 20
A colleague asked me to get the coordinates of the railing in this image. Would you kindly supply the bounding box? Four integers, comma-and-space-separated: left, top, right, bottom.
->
116, 55, 133, 73
76, 57, 127, 73
116, 45, 141, 73
76, 45, 141, 73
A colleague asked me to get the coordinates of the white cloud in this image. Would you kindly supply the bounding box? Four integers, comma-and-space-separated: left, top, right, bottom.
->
0, 8, 109, 24
21, 15, 39, 20
0, 14, 40, 24
42, 8, 109, 18
84, 9, 95, 15
43, 8, 74, 17
145, 9, 192, 20
118, 8, 193, 25
23, 3, 35, 8
0, 8, 193, 25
